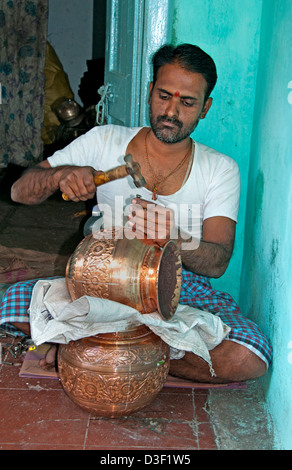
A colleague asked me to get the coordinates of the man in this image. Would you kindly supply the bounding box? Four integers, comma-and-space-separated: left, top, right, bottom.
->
5, 44, 272, 382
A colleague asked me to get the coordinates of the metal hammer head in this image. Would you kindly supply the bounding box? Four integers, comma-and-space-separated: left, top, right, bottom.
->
124, 154, 147, 188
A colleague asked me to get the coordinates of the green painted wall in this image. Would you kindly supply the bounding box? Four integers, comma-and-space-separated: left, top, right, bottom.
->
172, 0, 292, 449
172, 0, 263, 302
240, 0, 292, 450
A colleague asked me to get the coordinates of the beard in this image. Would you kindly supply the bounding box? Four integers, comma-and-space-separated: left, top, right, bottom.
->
149, 101, 200, 144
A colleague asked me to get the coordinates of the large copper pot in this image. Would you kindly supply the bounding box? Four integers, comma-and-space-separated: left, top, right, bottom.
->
65, 228, 182, 320
57, 324, 170, 417
58, 229, 182, 417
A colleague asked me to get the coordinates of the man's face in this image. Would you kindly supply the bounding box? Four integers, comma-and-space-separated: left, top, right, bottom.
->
149, 63, 212, 144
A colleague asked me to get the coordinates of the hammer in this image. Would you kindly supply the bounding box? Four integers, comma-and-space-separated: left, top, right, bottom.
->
62, 154, 146, 201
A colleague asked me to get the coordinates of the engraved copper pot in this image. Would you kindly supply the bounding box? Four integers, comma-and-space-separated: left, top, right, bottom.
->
58, 229, 182, 417
65, 228, 182, 320
57, 324, 170, 417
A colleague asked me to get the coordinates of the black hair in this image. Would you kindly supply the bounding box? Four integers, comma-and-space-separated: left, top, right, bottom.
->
152, 44, 217, 100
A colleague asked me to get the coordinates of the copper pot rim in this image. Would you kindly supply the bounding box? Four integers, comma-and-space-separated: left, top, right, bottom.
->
154, 240, 182, 320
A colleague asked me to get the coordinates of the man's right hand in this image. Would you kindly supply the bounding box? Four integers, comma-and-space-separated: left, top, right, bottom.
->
58, 165, 101, 202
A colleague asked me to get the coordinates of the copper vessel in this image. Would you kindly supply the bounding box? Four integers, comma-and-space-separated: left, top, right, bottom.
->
65, 228, 182, 320
57, 324, 170, 417
58, 229, 182, 417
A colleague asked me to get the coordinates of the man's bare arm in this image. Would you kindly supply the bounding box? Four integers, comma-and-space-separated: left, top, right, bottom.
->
11, 160, 99, 205
178, 216, 235, 278
11, 161, 65, 205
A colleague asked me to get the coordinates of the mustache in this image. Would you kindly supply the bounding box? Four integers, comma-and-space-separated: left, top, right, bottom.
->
156, 115, 183, 129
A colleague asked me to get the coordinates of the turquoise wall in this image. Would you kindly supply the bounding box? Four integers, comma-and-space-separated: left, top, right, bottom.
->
240, 0, 292, 450
172, 0, 263, 302
173, 0, 292, 449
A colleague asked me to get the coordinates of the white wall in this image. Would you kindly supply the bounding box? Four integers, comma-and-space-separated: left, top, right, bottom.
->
47, 0, 94, 104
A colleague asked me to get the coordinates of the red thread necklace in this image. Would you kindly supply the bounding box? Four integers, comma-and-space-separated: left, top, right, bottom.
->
144, 130, 192, 200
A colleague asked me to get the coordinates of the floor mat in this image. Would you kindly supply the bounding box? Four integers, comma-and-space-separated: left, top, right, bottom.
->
164, 374, 247, 389
19, 345, 59, 380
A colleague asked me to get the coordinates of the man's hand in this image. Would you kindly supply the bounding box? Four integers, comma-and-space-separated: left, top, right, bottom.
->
58, 166, 101, 202
128, 197, 176, 246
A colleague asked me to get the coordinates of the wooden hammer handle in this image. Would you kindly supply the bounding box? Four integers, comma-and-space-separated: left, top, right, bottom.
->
93, 164, 128, 186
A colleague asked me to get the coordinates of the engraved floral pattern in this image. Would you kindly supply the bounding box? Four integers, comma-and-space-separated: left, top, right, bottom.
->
58, 329, 170, 417
66, 231, 118, 300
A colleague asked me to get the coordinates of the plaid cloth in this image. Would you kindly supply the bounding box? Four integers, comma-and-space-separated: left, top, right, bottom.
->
0, 271, 272, 367
0, 278, 58, 335
180, 269, 272, 367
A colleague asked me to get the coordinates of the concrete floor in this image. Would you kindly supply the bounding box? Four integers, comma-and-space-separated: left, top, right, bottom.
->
0, 165, 276, 450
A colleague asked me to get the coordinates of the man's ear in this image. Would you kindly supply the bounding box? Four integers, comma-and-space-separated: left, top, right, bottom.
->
200, 97, 213, 119
148, 81, 154, 104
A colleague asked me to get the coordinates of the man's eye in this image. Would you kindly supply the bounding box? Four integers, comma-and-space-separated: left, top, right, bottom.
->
182, 100, 193, 107
159, 93, 169, 100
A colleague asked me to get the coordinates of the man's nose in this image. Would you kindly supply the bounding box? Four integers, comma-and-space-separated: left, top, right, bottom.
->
165, 98, 179, 118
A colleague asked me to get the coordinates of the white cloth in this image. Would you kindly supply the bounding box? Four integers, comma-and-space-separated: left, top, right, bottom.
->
29, 278, 230, 373
48, 125, 240, 239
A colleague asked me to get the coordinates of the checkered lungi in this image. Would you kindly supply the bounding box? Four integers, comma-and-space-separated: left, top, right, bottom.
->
0, 269, 272, 367
180, 270, 272, 368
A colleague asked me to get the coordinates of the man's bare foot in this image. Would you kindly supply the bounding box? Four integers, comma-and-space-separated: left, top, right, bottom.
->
39, 344, 58, 371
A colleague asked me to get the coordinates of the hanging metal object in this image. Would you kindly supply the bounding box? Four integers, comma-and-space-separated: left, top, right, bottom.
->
96, 83, 113, 125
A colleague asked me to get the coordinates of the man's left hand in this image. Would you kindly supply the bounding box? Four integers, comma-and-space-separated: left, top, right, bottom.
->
128, 198, 176, 246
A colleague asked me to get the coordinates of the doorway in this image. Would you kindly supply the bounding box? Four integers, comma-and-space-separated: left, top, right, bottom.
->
47, 0, 173, 128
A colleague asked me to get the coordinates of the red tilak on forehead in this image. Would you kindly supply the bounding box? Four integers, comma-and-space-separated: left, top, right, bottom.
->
174, 91, 180, 97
